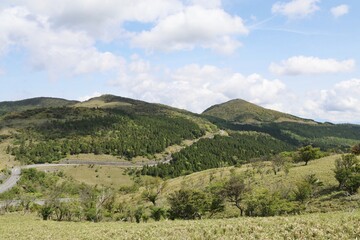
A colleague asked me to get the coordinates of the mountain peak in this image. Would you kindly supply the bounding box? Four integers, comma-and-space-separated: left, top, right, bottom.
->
203, 98, 315, 124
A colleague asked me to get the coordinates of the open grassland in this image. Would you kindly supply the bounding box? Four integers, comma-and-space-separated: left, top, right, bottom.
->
46, 165, 133, 188
0, 211, 359, 240
162, 155, 341, 195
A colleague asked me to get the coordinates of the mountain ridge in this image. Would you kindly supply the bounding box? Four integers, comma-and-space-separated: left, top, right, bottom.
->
202, 98, 317, 124
0, 97, 78, 116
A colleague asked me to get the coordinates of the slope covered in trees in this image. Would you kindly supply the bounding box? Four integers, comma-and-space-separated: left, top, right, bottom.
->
0, 97, 78, 116
141, 132, 292, 178
7, 107, 205, 164
202, 99, 314, 124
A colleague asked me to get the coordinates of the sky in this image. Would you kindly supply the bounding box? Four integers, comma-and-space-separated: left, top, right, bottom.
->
0, 0, 359, 123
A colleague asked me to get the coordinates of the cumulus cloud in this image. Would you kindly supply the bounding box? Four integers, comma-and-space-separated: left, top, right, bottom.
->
111, 58, 287, 113
78, 92, 102, 102
0, 7, 123, 77
272, 0, 320, 19
331, 5, 349, 18
269, 56, 355, 75
131, 6, 248, 54
299, 79, 360, 122
0, 0, 183, 39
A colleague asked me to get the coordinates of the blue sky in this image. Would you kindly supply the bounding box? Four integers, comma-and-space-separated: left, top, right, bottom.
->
0, 0, 359, 123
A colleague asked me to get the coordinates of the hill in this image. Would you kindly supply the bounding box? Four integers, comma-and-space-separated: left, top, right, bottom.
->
0, 97, 78, 116
0, 95, 212, 165
202, 99, 315, 124
202, 99, 360, 151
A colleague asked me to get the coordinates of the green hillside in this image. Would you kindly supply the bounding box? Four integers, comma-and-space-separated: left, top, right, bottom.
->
0, 97, 78, 116
202, 99, 360, 151
0, 95, 214, 165
203, 99, 315, 124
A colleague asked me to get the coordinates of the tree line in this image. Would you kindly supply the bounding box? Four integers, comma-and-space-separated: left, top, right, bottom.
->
141, 132, 293, 178
9, 109, 205, 163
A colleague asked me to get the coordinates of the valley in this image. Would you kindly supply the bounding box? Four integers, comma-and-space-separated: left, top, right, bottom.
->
0, 95, 359, 239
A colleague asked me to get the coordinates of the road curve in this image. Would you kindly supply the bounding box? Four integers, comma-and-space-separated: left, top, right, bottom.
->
0, 131, 219, 194
0, 167, 21, 194
0, 156, 172, 194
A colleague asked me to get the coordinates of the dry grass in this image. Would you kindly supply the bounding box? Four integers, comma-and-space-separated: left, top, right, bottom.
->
0, 140, 17, 170
163, 154, 341, 194
44, 165, 133, 188
0, 210, 359, 239
62, 154, 127, 162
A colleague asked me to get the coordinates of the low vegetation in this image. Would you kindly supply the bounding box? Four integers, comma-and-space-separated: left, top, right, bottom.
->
0, 211, 359, 240
0, 95, 360, 239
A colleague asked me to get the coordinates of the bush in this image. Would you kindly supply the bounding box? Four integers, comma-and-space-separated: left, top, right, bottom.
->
167, 189, 210, 220
351, 144, 360, 155
334, 154, 360, 195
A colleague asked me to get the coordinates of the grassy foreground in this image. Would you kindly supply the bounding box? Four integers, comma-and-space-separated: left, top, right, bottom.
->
0, 211, 359, 240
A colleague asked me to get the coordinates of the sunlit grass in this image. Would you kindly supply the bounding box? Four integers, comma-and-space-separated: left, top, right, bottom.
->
45, 165, 133, 188
0, 210, 359, 240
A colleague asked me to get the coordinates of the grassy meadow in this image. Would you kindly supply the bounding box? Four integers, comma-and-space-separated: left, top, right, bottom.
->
0, 210, 359, 240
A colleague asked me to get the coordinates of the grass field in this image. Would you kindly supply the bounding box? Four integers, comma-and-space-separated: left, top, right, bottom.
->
44, 165, 133, 188
0, 210, 359, 240
162, 154, 341, 194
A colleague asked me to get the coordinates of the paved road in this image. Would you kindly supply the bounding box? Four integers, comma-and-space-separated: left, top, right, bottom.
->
0, 155, 173, 194
0, 131, 219, 194
0, 167, 21, 194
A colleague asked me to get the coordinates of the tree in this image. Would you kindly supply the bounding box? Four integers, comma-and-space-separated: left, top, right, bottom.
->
39, 202, 53, 220
296, 145, 320, 165
167, 189, 210, 220
141, 177, 166, 206
294, 174, 323, 203
351, 143, 360, 155
150, 207, 166, 221
134, 207, 144, 223
245, 189, 299, 217
271, 155, 291, 175
334, 154, 360, 195
206, 183, 226, 218
222, 173, 252, 216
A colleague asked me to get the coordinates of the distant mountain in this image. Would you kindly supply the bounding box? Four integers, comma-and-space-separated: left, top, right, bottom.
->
202, 99, 315, 124
0, 97, 78, 116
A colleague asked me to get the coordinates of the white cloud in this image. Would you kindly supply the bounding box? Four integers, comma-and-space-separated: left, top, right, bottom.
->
78, 92, 102, 102
111, 59, 287, 113
188, 0, 221, 8
272, 0, 320, 19
0, 0, 183, 39
299, 79, 360, 122
132, 6, 248, 54
0, 7, 123, 77
269, 56, 355, 75
331, 5, 349, 18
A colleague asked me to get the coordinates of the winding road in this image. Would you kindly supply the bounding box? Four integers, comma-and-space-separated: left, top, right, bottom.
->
0, 167, 21, 194
0, 158, 171, 194
0, 131, 219, 194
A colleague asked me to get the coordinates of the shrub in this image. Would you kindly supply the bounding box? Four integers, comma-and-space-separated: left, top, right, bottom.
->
334, 154, 360, 195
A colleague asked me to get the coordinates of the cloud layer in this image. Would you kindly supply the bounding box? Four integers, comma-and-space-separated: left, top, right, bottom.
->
269, 56, 355, 75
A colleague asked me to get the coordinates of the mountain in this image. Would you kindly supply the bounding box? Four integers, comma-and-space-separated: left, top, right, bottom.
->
0, 97, 78, 116
202, 99, 315, 124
